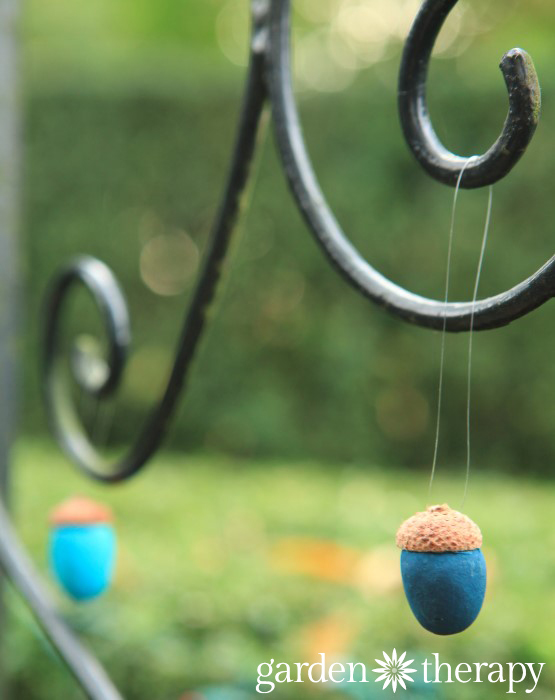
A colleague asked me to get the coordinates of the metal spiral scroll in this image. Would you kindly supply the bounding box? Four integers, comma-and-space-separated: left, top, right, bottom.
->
41, 7, 269, 484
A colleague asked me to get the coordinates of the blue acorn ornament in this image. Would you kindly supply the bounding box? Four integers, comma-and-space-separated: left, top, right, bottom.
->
49, 497, 116, 601
396, 504, 486, 635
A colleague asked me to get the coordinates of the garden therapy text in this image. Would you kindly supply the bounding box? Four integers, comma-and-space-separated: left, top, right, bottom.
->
256, 653, 545, 694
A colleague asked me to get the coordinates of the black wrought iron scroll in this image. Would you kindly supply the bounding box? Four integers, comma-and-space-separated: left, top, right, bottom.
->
0, 0, 552, 698
42, 25, 268, 484
267, 0, 554, 333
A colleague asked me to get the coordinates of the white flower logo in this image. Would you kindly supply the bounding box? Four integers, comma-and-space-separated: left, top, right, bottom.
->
372, 649, 417, 692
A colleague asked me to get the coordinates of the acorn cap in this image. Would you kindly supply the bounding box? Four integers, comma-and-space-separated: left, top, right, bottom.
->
396, 504, 482, 552
49, 497, 113, 526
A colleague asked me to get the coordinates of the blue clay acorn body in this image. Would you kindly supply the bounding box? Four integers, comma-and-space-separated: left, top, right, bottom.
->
50, 523, 116, 601
400, 549, 486, 635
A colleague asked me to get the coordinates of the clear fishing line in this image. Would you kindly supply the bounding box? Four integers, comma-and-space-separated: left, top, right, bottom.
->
428, 156, 493, 503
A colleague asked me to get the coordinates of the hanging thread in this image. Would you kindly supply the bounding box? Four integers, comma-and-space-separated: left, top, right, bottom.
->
428, 156, 493, 503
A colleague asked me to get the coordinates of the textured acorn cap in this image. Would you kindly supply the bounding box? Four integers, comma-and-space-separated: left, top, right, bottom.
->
396, 504, 482, 552
49, 497, 113, 526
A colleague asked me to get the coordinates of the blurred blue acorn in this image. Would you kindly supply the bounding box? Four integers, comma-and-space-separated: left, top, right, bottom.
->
396, 504, 486, 635
49, 496, 116, 601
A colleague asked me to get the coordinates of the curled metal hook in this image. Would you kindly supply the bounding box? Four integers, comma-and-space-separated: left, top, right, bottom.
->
398, 0, 541, 189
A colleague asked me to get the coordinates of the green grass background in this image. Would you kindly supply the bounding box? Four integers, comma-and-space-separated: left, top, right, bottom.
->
6, 440, 555, 699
